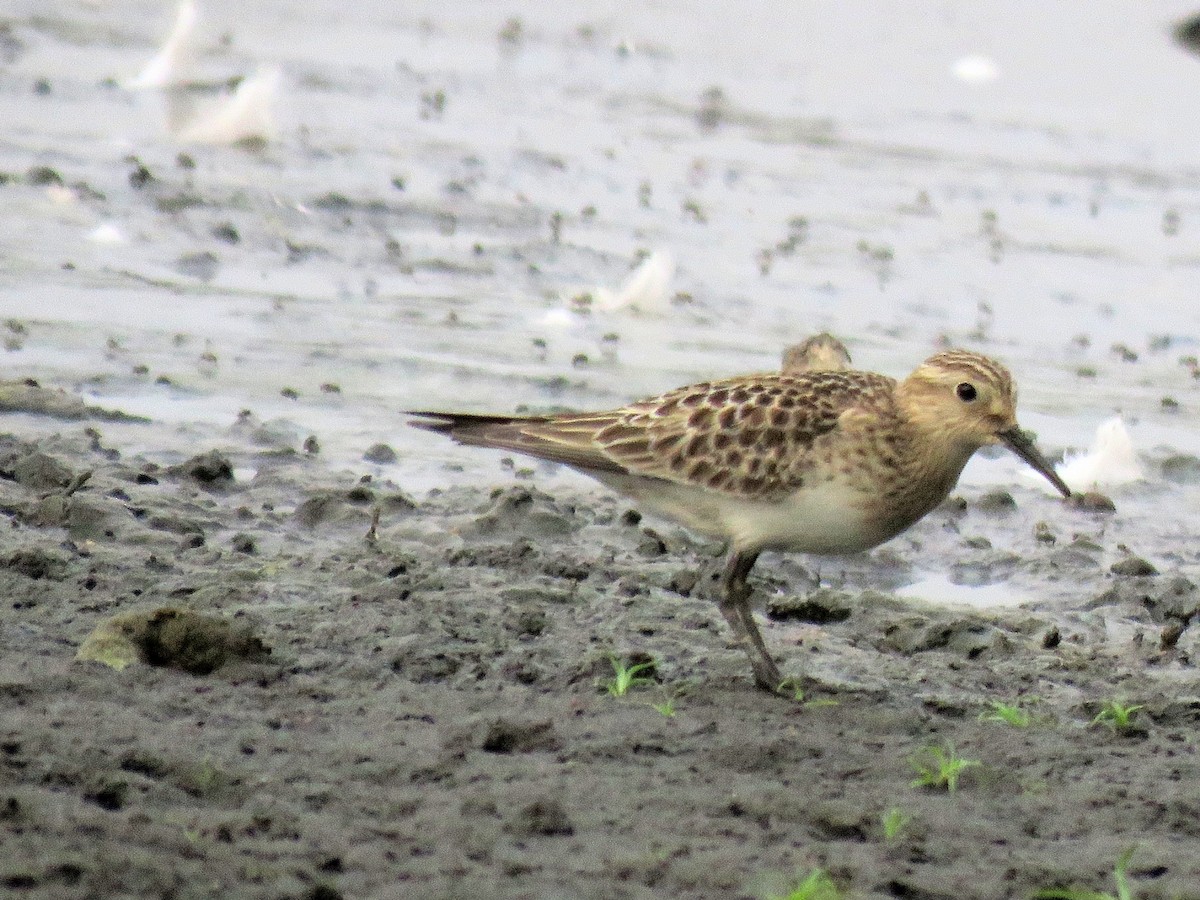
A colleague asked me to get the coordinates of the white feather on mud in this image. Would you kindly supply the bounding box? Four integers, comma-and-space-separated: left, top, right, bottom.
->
173, 66, 282, 145
593, 250, 675, 313
1051, 416, 1142, 492
87, 222, 128, 245
125, 0, 200, 89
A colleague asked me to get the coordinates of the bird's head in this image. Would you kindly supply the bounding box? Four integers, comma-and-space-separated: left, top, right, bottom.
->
898, 350, 1070, 498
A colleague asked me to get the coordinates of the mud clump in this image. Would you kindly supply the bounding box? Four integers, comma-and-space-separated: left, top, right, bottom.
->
877, 614, 1003, 658
767, 588, 853, 624
1067, 491, 1116, 512
975, 488, 1016, 513
479, 718, 560, 754
508, 798, 574, 836
363, 443, 398, 464
4, 548, 68, 581
1110, 556, 1157, 577
171, 450, 234, 486
76, 607, 270, 674
467, 486, 579, 540
0, 380, 147, 423
10, 451, 73, 491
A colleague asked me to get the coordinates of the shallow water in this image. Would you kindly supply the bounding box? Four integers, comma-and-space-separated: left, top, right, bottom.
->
6, 0, 1200, 575
896, 573, 1031, 609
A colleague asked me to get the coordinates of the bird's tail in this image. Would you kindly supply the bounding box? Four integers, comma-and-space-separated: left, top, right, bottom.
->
405, 410, 628, 475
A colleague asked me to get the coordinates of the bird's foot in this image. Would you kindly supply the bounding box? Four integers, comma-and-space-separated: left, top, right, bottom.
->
750, 653, 784, 694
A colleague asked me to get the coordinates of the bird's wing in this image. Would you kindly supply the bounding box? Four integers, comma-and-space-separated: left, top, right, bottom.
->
409, 370, 898, 499
590, 371, 896, 498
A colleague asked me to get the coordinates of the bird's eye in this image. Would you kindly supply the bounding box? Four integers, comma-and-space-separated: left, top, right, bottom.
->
956, 382, 978, 402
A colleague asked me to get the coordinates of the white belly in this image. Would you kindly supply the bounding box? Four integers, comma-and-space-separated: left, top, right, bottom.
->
594, 473, 883, 555
720, 480, 883, 554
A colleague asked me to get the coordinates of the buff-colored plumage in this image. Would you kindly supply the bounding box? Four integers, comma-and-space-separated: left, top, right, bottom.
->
409, 349, 1068, 692
781, 332, 852, 374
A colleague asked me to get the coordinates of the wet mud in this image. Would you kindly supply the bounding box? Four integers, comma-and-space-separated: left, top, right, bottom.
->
3, 427, 1200, 899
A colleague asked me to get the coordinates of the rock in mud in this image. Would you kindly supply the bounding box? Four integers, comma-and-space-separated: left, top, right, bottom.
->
363, 443, 398, 464
975, 488, 1016, 513
479, 718, 560, 754
11, 451, 72, 491
467, 486, 578, 540
76, 607, 270, 674
508, 798, 574, 836
4, 548, 67, 580
1067, 491, 1116, 512
1110, 556, 1157, 577
295, 492, 347, 527
0, 380, 147, 423
767, 588, 853, 624
877, 614, 1000, 658
171, 450, 234, 485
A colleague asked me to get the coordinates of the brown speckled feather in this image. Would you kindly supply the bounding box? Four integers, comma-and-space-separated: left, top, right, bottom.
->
409, 370, 900, 500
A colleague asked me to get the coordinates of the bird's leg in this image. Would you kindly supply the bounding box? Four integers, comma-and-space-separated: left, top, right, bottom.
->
708, 554, 748, 641
718, 550, 782, 692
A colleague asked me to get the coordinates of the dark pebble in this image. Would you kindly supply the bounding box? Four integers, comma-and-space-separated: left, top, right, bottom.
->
363, 443, 397, 464
1068, 491, 1116, 512
1110, 556, 1157, 577
767, 589, 853, 624
172, 450, 234, 485
975, 489, 1016, 513
509, 798, 573, 836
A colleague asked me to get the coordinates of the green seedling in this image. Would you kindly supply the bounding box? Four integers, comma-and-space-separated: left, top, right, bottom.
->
910, 743, 979, 793
769, 868, 842, 900
777, 679, 840, 709
1091, 700, 1143, 733
979, 699, 1032, 727
652, 696, 681, 724
880, 806, 910, 840
1033, 846, 1137, 900
604, 656, 655, 697
778, 678, 806, 701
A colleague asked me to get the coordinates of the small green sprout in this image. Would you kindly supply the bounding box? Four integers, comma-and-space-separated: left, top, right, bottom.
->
604, 656, 655, 697
910, 743, 980, 793
777, 678, 806, 701
880, 806, 910, 840
769, 868, 842, 900
1091, 701, 1144, 733
979, 699, 1032, 727
1033, 846, 1137, 900
777, 679, 839, 709
652, 696, 681, 720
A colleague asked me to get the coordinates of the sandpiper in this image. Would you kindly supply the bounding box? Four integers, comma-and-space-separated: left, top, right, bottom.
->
409, 349, 1070, 692
781, 332, 852, 374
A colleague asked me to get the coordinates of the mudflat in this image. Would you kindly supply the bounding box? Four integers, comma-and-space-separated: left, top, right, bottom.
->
3, 425, 1199, 898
